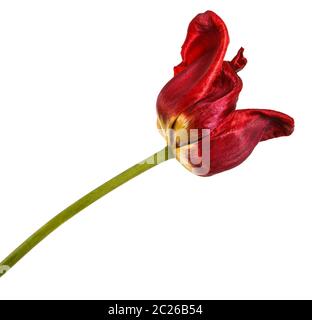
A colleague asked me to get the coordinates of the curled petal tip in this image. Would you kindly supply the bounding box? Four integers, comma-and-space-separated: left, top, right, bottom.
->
230, 47, 248, 72
259, 110, 295, 141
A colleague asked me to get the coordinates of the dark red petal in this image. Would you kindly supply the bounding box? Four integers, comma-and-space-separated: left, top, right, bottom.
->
230, 47, 247, 72
208, 109, 294, 175
157, 11, 229, 130
173, 61, 243, 134
173, 11, 228, 76
177, 109, 294, 176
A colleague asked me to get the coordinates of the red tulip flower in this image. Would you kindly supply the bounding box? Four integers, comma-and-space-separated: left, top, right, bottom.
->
157, 11, 294, 176
0, 10, 294, 277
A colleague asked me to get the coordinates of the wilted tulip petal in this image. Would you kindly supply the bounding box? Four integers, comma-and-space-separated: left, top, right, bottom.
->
177, 109, 294, 176
208, 109, 294, 175
157, 11, 229, 131
173, 58, 243, 134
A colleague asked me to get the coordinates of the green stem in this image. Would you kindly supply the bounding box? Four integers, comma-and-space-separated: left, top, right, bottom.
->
0, 146, 172, 278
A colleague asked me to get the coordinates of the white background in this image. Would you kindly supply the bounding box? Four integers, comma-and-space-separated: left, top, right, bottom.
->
0, 0, 311, 299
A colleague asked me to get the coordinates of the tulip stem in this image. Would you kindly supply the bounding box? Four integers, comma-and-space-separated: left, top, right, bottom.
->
0, 146, 173, 278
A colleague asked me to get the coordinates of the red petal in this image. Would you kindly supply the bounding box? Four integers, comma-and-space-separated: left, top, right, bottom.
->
177, 109, 294, 176
157, 11, 229, 130
173, 61, 243, 134
230, 47, 247, 72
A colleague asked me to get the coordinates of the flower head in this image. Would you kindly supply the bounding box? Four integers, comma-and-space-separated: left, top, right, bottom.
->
157, 10, 294, 176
